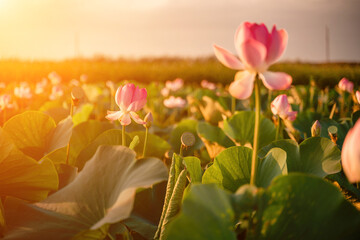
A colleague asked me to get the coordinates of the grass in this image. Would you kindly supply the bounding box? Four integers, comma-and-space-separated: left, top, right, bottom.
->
0, 57, 359, 88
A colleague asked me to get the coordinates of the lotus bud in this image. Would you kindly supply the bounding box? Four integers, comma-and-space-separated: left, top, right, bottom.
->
342, 120, 360, 183
338, 77, 354, 93
143, 112, 153, 128
311, 120, 321, 137
356, 91, 360, 104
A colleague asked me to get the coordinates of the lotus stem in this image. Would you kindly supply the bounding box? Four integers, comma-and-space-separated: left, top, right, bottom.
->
143, 127, 149, 157
122, 125, 126, 147
65, 99, 75, 165
250, 77, 261, 186
329, 102, 336, 119
231, 96, 236, 114
275, 117, 282, 141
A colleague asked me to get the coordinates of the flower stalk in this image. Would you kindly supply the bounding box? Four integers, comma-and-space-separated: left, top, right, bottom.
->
122, 125, 126, 147
250, 77, 261, 186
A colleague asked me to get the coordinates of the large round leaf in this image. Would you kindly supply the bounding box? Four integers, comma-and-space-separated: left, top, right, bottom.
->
255, 174, 360, 240
197, 122, 234, 148
0, 127, 58, 202
203, 146, 288, 191
3, 111, 56, 160
68, 120, 113, 165
260, 137, 341, 178
165, 184, 236, 240
75, 129, 132, 169
3, 146, 168, 239
202, 146, 252, 192
223, 111, 275, 148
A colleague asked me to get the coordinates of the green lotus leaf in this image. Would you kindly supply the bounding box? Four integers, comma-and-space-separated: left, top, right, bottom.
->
197, 121, 235, 148
3, 111, 56, 160
3, 146, 168, 239
255, 174, 360, 240
46, 116, 73, 155
202, 146, 252, 192
183, 156, 202, 183
203, 146, 288, 191
67, 120, 113, 166
256, 148, 287, 188
223, 111, 275, 148
259, 137, 341, 177
165, 184, 236, 240
128, 131, 171, 159
72, 103, 94, 126
75, 129, 131, 170
0, 128, 58, 202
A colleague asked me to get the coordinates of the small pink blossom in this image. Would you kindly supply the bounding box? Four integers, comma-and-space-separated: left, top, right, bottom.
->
165, 78, 184, 92
80, 74, 88, 83
0, 94, 14, 110
271, 94, 297, 121
214, 22, 292, 99
105, 83, 147, 126
201, 80, 216, 90
48, 71, 62, 85
35, 78, 48, 94
70, 79, 80, 87
161, 87, 170, 97
0, 82, 5, 89
163, 96, 187, 108
49, 85, 64, 100
338, 78, 354, 93
14, 82, 32, 99
342, 120, 360, 183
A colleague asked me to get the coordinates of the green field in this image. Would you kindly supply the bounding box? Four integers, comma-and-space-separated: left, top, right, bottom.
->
0, 58, 359, 88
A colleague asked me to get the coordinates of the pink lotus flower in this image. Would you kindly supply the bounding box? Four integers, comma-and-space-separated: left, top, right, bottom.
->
48, 71, 62, 85
161, 87, 170, 97
201, 80, 216, 90
35, 78, 48, 94
0, 94, 14, 111
214, 22, 292, 99
165, 78, 184, 92
106, 83, 147, 125
163, 96, 187, 108
356, 91, 360, 104
80, 74, 88, 83
49, 85, 64, 100
14, 82, 32, 99
271, 94, 297, 121
342, 119, 360, 183
338, 77, 354, 93
70, 79, 80, 87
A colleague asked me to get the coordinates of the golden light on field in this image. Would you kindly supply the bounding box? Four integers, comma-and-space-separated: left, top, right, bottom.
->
0, 0, 358, 61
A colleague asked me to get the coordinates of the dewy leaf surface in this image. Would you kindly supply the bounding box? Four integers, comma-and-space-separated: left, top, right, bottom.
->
3, 146, 168, 239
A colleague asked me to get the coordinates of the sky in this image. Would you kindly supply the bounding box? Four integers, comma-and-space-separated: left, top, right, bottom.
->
0, 0, 359, 62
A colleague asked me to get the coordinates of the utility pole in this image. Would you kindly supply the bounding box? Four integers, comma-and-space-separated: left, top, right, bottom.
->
325, 25, 330, 63
75, 32, 80, 59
